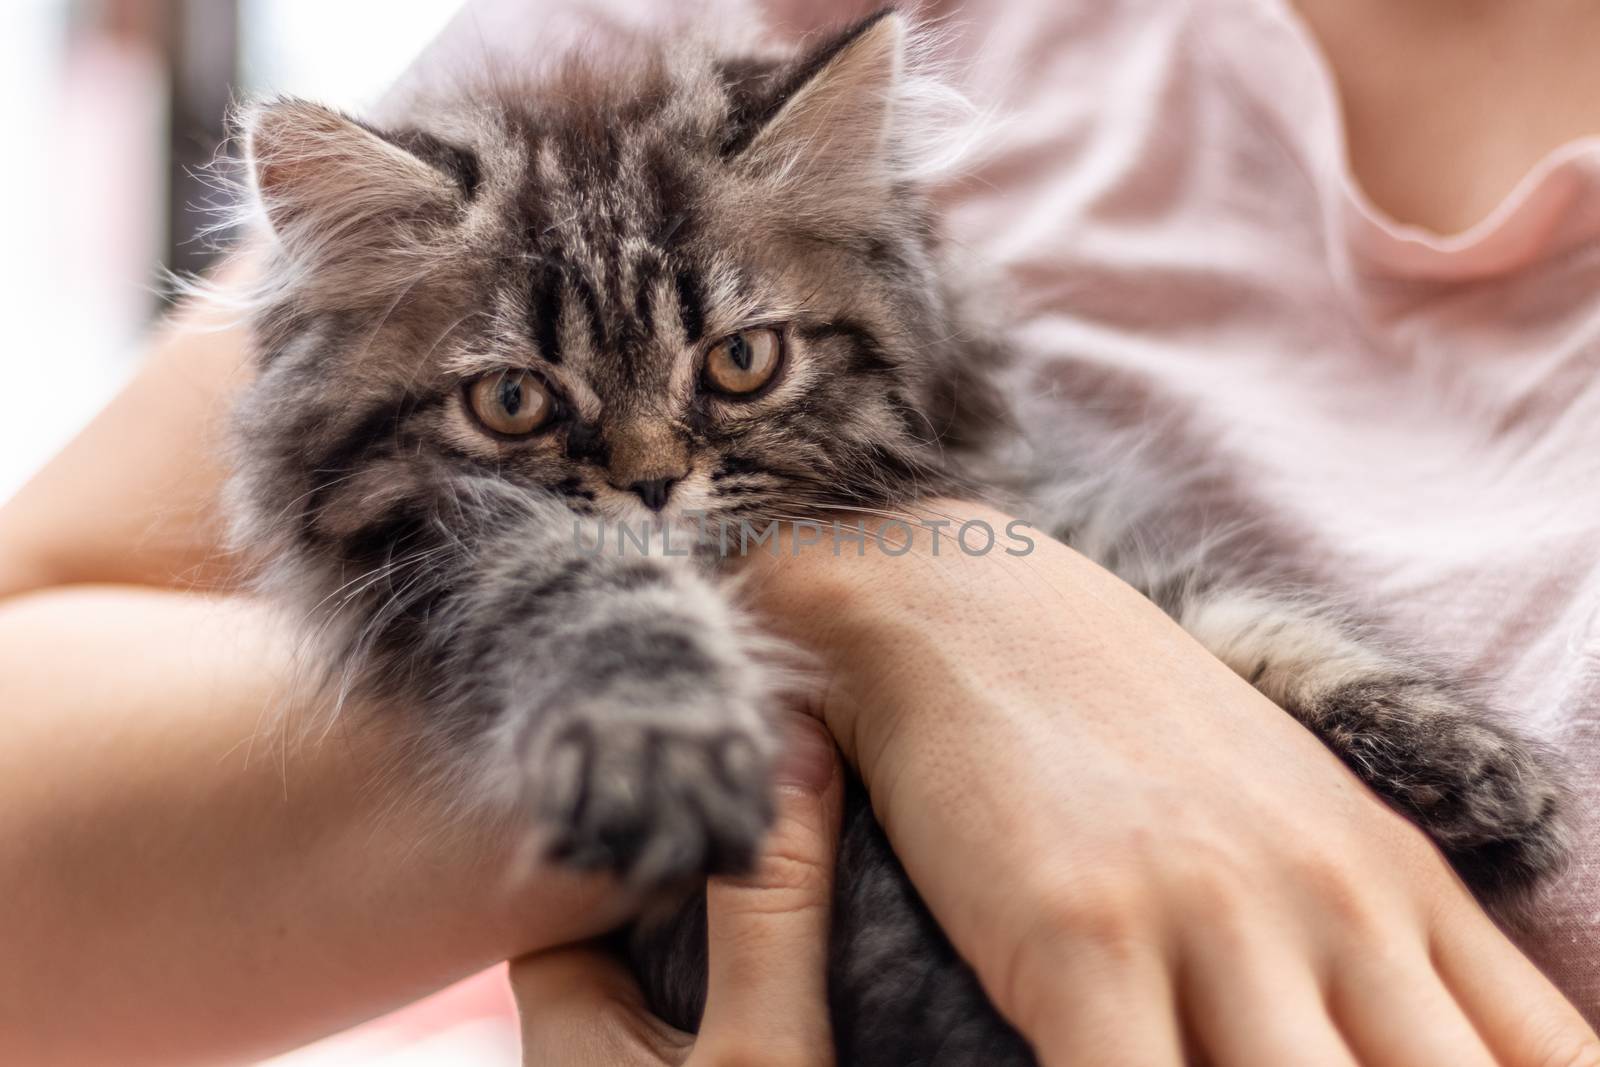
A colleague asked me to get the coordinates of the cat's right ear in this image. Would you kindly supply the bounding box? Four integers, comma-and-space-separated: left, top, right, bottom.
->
243, 99, 463, 260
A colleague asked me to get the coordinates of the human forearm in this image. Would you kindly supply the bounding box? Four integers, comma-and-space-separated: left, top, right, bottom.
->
741, 502, 1599, 1066
0, 585, 622, 1066
0, 259, 258, 602
742, 502, 1366, 971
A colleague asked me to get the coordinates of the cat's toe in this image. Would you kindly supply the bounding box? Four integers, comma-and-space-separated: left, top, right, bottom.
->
1347, 702, 1570, 899
1441, 791, 1567, 906
1425, 723, 1570, 900
539, 714, 775, 890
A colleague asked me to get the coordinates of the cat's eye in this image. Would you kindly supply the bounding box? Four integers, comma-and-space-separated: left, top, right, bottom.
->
703, 328, 783, 396
466, 369, 556, 437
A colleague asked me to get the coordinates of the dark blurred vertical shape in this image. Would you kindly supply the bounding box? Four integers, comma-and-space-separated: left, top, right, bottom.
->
164, 0, 239, 279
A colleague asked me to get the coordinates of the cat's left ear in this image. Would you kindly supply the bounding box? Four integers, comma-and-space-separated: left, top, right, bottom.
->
737, 10, 907, 191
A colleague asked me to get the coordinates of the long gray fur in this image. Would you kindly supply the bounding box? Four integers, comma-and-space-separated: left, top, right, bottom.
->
226, 9, 1568, 1064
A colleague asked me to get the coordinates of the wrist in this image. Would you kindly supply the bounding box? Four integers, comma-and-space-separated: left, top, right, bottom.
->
737, 500, 1057, 770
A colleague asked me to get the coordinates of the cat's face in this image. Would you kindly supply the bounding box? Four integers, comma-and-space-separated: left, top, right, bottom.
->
236, 13, 999, 567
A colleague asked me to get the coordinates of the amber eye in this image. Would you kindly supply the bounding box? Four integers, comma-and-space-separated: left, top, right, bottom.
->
703, 328, 783, 396
466, 369, 556, 437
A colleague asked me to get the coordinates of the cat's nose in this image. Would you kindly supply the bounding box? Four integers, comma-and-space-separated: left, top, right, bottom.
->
627, 476, 680, 512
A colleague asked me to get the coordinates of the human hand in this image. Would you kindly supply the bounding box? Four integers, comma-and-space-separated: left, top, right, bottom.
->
511, 714, 843, 1067
743, 502, 1600, 1067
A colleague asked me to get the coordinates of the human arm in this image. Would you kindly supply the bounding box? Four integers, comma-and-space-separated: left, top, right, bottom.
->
0, 582, 633, 1066
740, 509, 1600, 1067
0, 275, 631, 1066
4, 269, 1592, 1067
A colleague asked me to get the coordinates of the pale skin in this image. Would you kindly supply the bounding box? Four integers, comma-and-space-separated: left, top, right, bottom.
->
4, 3, 1600, 1066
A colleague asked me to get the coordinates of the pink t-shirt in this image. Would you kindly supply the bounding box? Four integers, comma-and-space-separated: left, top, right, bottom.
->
332, 0, 1600, 1053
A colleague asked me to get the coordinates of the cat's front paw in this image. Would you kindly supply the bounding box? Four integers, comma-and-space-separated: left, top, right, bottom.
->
535, 704, 777, 891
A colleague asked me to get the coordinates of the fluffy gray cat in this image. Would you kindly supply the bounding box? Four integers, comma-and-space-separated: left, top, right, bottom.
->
226, 10, 1567, 1064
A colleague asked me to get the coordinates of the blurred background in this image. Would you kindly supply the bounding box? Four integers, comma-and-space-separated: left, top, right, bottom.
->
0, 4, 531, 1061
0, 0, 468, 499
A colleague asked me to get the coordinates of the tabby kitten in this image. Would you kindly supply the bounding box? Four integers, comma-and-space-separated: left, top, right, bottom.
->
229, 10, 1566, 1064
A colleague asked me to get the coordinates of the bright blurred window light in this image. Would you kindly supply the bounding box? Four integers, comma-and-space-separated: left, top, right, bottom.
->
0, 0, 466, 498
241, 0, 465, 108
